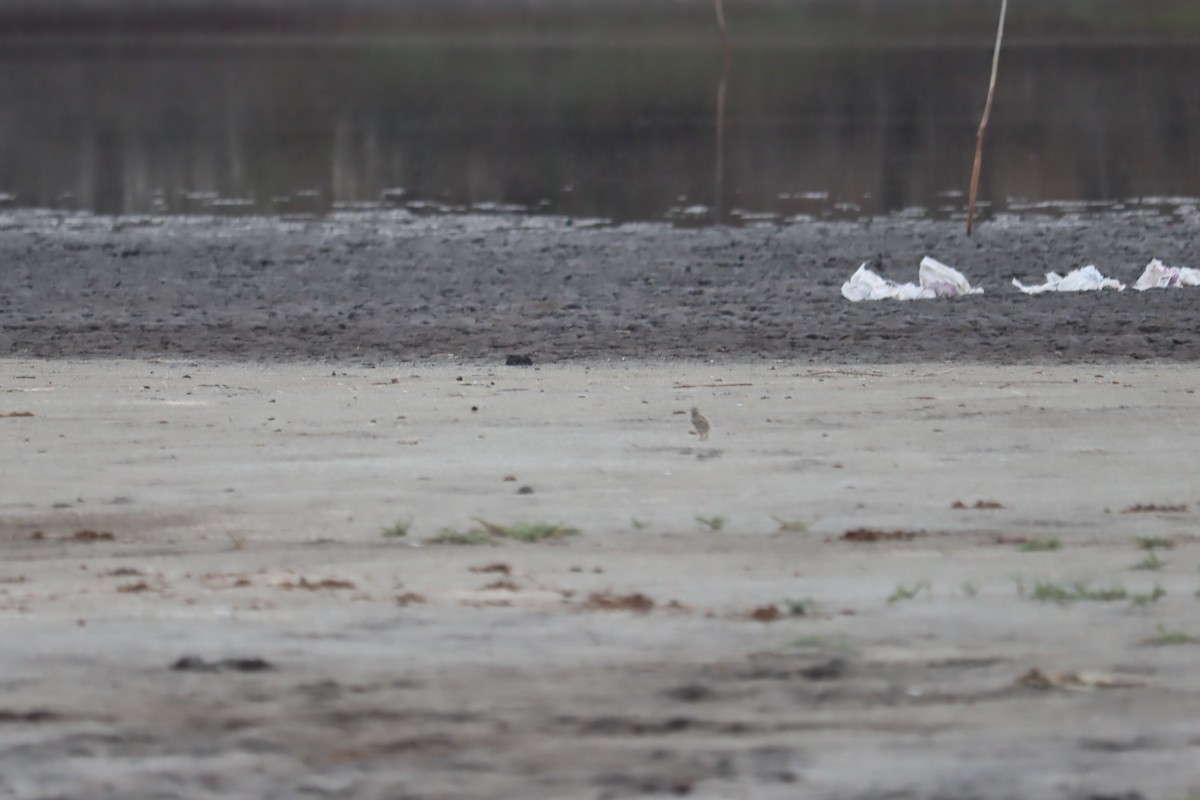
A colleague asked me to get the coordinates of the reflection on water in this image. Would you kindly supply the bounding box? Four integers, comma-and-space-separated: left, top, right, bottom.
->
1, 38, 1199, 223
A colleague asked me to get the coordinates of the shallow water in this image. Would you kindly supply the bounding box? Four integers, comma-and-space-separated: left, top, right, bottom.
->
1, 34, 1199, 224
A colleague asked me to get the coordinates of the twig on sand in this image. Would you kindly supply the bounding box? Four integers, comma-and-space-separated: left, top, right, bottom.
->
967, 0, 1008, 235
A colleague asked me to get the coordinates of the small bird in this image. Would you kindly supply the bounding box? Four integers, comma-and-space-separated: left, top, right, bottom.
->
690, 407, 711, 441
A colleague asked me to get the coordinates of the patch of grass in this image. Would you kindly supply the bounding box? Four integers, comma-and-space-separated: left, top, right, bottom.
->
471, 518, 580, 542
1017, 538, 1062, 552
1030, 581, 1128, 604
1078, 584, 1131, 602
772, 515, 817, 533
426, 529, 497, 546
782, 597, 818, 617
961, 580, 979, 598
1142, 625, 1200, 646
1135, 535, 1175, 550
630, 517, 651, 530
784, 635, 856, 653
381, 518, 413, 538
694, 515, 727, 532
1131, 585, 1167, 606
1131, 552, 1168, 571
1029, 582, 1072, 603
887, 580, 930, 606
501, 522, 581, 542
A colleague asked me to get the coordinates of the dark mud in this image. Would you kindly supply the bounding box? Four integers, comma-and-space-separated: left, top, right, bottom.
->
3, 210, 1199, 364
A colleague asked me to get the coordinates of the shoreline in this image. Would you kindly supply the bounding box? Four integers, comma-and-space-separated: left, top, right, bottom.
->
3, 211, 1200, 365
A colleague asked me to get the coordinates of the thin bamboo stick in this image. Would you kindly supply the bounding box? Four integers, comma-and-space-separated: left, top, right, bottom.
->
967, 0, 1008, 235
713, 0, 731, 224
714, 0, 731, 73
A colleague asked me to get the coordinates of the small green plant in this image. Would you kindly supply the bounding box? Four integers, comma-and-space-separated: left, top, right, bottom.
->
1135, 536, 1175, 550
225, 530, 247, 550
695, 515, 727, 532
381, 518, 413, 538
471, 518, 581, 542
772, 515, 817, 533
782, 597, 818, 616
1142, 624, 1200, 646
1030, 581, 1073, 603
1131, 585, 1167, 606
426, 528, 497, 546
785, 635, 856, 653
630, 517, 651, 530
1018, 538, 1061, 552
1077, 584, 1130, 602
1131, 552, 1168, 571
1030, 581, 1128, 604
887, 580, 930, 605
961, 580, 979, 598
503, 522, 580, 542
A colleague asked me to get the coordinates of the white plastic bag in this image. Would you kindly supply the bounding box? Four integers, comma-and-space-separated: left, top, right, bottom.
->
1012, 265, 1125, 295
841, 257, 983, 302
1132, 259, 1200, 291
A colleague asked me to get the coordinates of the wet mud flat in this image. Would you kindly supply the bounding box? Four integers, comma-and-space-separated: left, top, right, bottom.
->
2, 359, 1200, 799
2, 209, 1200, 364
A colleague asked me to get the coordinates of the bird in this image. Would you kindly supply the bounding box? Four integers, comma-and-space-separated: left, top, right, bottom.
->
690, 407, 710, 441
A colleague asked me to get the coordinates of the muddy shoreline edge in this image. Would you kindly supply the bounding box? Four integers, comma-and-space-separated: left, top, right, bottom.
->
3, 210, 1199, 364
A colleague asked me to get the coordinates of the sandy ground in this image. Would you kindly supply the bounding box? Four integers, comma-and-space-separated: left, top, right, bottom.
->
2, 357, 1199, 799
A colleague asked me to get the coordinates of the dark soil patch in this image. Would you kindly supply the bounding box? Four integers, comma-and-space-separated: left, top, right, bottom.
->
3, 213, 1197, 363
67, 529, 115, 542
839, 528, 928, 542
952, 500, 1005, 509
281, 577, 356, 591
584, 591, 656, 612
469, 562, 512, 575
170, 656, 276, 673
1123, 503, 1189, 513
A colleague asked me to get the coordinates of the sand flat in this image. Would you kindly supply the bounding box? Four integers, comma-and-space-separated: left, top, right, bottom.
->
1, 358, 1198, 798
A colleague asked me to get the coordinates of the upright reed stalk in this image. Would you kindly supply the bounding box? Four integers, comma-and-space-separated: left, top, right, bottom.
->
713, 0, 731, 223
967, 0, 1008, 235
714, 0, 731, 72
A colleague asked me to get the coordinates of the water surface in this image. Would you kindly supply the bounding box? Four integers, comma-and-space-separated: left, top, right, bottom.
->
1, 34, 1198, 224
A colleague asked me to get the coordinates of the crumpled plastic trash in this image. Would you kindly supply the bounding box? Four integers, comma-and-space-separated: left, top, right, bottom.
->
1012, 265, 1125, 295
1132, 258, 1200, 291
841, 256, 983, 302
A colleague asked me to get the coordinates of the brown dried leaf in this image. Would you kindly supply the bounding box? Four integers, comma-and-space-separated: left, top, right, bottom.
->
840, 528, 926, 542
585, 591, 655, 613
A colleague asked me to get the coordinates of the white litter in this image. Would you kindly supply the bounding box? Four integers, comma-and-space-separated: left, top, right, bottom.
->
841, 257, 983, 302
1012, 265, 1125, 295
1132, 259, 1200, 291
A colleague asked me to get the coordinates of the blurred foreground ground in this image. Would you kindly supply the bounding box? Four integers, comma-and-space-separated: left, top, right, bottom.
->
1, 359, 1198, 798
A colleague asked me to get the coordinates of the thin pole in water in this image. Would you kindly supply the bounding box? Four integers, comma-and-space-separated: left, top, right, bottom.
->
714, 0, 731, 72
713, 0, 731, 224
967, 0, 1008, 236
